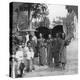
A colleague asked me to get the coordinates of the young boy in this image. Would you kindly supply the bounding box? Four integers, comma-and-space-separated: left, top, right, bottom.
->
24, 41, 34, 72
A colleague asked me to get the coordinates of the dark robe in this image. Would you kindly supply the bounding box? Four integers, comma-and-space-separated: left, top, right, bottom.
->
59, 39, 66, 64
38, 38, 47, 65
19, 62, 25, 77
53, 37, 62, 66
47, 38, 53, 67
51, 38, 57, 58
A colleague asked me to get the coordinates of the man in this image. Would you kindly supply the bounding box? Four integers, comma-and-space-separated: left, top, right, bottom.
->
54, 33, 62, 68
32, 32, 37, 44
38, 33, 46, 66
47, 34, 53, 67
59, 33, 66, 70
29, 34, 37, 56
23, 44, 28, 72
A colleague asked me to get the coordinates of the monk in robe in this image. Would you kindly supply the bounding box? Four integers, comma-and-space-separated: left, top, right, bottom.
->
38, 33, 47, 66
59, 33, 67, 70
53, 33, 62, 67
47, 34, 53, 67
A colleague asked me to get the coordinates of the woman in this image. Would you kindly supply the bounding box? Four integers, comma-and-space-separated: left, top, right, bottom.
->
38, 33, 47, 66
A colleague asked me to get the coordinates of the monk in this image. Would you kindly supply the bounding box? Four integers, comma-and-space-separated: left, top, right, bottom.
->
38, 33, 47, 66
47, 34, 53, 67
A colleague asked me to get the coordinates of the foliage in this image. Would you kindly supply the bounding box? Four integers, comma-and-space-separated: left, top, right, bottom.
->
12, 3, 49, 47
38, 16, 50, 28
66, 5, 78, 18
15, 3, 49, 30
59, 11, 75, 41
52, 19, 62, 26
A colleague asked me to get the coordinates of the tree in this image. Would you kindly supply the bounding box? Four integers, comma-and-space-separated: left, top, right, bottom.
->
52, 19, 62, 26
15, 3, 48, 30
66, 5, 78, 19
66, 5, 78, 39
38, 16, 50, 28
59, 11, 75, 40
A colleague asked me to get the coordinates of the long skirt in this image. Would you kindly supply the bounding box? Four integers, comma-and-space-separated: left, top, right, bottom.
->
60, 47, 66, 64
54, 52, 60, 66
39, 47, 47, 65
47, 46, 53, 67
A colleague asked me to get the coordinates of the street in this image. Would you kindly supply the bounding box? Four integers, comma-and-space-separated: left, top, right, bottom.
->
23, 39, 78, 78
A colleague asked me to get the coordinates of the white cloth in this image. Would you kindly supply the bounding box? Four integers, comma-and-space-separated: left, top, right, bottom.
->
15, 50, 24, 74
24, 47, 28, 53
24, 47, 34, 60
15, 50, 23, 62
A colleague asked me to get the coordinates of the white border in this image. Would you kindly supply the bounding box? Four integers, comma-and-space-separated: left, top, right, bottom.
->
0, 0, 80, 80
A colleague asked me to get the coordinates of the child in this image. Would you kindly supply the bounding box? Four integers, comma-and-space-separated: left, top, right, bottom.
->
24, 41, 34, 72
15, 45, 25, 77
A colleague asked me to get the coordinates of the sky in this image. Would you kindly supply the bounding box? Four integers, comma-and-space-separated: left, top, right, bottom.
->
47, 4, 68, 25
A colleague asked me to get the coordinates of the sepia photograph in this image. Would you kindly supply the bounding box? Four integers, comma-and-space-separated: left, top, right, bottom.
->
9, 2, 78, 78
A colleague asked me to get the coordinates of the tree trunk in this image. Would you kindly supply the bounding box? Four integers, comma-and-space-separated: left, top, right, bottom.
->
28, 8, 33, 30
28, 8, 30, 29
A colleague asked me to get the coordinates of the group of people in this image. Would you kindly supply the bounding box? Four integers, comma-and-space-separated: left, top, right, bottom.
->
11, 31, 67, 78
37, 33, 66, 69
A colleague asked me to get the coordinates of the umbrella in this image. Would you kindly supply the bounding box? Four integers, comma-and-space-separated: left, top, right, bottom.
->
51, 25, 63, 37
35, 27, 50, 39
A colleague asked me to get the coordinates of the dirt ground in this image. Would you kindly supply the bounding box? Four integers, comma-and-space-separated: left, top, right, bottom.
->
23, 39, 78, 78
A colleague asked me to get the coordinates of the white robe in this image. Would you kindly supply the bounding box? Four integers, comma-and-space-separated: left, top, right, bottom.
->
24, 47, 34, 60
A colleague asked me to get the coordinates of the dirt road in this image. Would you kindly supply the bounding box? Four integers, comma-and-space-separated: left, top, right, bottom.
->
23, 39, 78, 78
